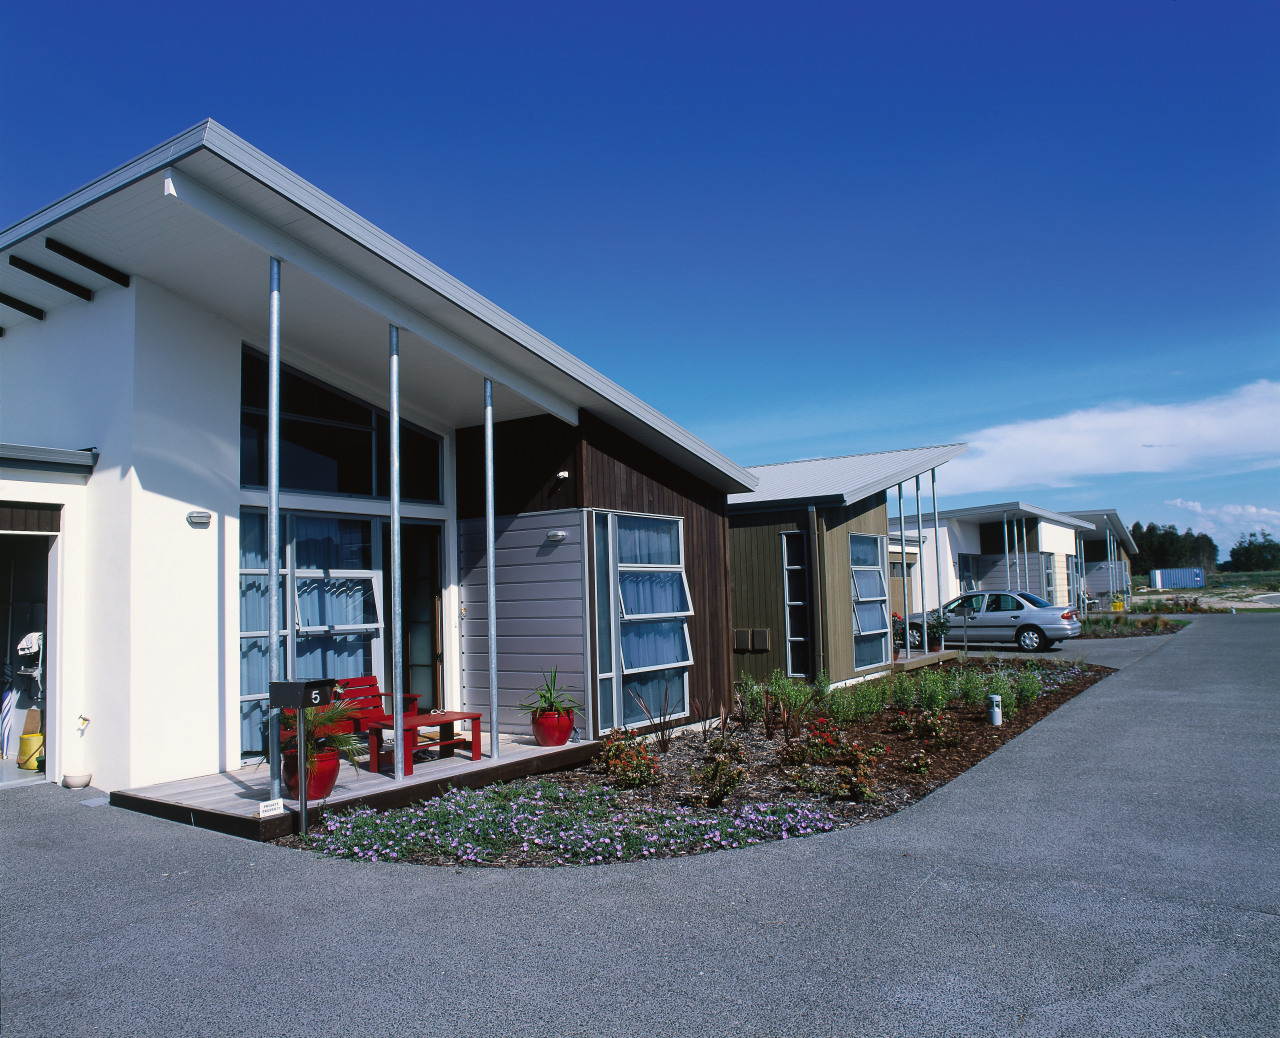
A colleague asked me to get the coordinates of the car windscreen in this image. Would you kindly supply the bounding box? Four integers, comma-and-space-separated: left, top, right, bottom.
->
1018, 593, 1052, 608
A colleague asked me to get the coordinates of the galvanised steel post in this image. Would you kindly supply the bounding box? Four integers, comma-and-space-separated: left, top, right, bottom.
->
1021, 517, 1030, 596
267, 256, 283, 800
898, 484, 910, 660
484, 378, 499, 759
931, 469, 943, 651
1012, 514, 1022, 590
389, 325, 405, 781
1002, 510, 1010, 593
914, 476, 926, 652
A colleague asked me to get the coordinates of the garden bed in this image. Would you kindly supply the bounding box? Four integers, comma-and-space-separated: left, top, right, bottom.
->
280, 657, 1112, 868
1078, 615, 1191, 638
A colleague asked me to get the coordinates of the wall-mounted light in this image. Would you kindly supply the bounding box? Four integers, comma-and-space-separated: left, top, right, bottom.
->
546, 530, 567, 543
555, 470, 570, 481
187, 511, 212, 528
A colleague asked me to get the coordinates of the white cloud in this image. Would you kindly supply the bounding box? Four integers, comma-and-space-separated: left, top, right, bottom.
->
943, 380, 1280, 495
1164, 498, 1280, 542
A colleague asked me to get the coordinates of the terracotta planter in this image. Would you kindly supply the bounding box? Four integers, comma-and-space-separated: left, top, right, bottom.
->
530, 709, 574, 747
283, 749, 341, 800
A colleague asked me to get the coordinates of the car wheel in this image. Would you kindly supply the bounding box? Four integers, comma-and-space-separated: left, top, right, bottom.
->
1016, 626, 1046, 652
908, 623, 924, 649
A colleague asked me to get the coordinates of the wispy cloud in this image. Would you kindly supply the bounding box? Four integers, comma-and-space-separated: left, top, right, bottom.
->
943, 380, 1280, 494
1164, 499, 1280, 542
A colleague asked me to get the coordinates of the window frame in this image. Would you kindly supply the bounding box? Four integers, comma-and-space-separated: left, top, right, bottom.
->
593, 510, 693, 730
780, 530, 810, 678
850, 533, 890, 670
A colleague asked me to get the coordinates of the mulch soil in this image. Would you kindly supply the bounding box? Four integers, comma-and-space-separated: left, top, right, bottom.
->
543, 660, 1114, 829
275, 660, 1113, 862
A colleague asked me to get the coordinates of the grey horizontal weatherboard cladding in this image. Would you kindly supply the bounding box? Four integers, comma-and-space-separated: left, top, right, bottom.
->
974, 554, 1045, 598
459, 511, 588, 733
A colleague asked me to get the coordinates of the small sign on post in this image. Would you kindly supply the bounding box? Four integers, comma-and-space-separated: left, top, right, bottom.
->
954, 605, 973, 654
267, 680, 337, 836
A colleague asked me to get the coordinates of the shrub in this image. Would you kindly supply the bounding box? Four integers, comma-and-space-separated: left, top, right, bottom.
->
599, 727, 660, 788
913, 708, 946, 739
987, 670, 1015, 719
902, 749, 931, 774
918, 669, 948, 712
692, 754, 745, 807
958, 668, 986, 707
890, 673, 917, 711
736, 674, 766, 723
1013, 670, 1042, 708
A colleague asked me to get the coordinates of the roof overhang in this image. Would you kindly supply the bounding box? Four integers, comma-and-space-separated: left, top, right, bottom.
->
0, 120, 755, 495
1, 442, 99, 478
728, 443, 967, 513
902, 501, 1095, 531
1067, 510, 1138, 553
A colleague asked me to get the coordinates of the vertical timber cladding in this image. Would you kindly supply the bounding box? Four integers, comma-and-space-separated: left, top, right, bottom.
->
454, 410, 734, 720
577, 411, 732, 718
821, 493, 888, 684
728, 510, 806, 684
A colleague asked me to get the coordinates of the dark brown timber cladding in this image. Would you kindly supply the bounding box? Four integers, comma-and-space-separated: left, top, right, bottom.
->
577, 411, 732, 718
0, 502, 60, 533
455, 415, 580, 520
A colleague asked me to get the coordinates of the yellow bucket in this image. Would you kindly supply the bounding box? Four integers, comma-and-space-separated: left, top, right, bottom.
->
1111, 600, 1125, 612
17, 733, 44, 770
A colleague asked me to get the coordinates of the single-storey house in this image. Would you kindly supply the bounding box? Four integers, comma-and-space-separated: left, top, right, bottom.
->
889, 501, 1096, 611
0, 120, 756, 795
727, 444, 967, 685
1065, 510, 1137, 607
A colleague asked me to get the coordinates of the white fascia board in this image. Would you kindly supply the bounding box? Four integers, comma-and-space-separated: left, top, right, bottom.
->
838, 444, 969, 506
162, 167, 579, 427
1070, 510, 1137, 553
0, 123, 212, 251
930, 501, 1096, 531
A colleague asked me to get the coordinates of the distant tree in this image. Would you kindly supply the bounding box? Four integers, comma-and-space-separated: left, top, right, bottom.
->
1228, 529, 1280, 572
1129, 521, 1218, 572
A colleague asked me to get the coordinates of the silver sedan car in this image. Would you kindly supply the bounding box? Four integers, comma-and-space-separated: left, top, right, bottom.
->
930, 590, 1081, 652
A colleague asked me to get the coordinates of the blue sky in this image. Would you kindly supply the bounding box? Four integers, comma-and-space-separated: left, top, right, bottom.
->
3, 2, 1277, 555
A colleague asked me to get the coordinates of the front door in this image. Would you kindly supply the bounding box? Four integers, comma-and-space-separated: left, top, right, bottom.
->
383, 523, 443, 712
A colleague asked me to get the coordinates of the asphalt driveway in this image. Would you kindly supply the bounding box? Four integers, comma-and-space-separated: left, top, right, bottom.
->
2, 614, 1276, 1037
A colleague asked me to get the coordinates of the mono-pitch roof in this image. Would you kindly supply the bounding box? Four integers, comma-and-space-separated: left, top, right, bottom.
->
1066, 510, 1139, 554
728, 443, 968, 511
0, 120, 755, 494
894, 501, 1095, 531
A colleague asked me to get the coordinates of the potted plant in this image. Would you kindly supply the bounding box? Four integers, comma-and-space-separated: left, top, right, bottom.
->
925, 609, 951, 650
892, 613, 906, 655
280, 697, 362, 800
520, 668, 576, 747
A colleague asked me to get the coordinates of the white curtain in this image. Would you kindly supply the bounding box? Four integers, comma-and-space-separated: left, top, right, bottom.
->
619, 572, 688, 616
620, 620, 689, 670
617, 516, 680, 566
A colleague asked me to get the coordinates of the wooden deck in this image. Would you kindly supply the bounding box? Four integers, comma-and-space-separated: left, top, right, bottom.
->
111, 734, 600, 841
892, 648, 960, 672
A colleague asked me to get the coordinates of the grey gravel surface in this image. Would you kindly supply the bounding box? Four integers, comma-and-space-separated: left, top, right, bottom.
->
2, 614, 1277, 1037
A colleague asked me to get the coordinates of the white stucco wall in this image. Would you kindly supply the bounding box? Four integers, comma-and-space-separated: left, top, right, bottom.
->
1038, 520, 1079, 556
126, 280, 242, 786
1, 280, 243, 790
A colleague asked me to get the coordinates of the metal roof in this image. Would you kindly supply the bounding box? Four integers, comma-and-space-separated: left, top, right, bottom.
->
0, 442, 99, 477
0, 120, 755, 495
895, 501, 1095, 531
728, 443, 968, 511
1066, 510, 1138, 554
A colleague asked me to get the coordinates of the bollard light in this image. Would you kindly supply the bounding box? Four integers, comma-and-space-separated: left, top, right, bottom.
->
988, 693, 1003, 726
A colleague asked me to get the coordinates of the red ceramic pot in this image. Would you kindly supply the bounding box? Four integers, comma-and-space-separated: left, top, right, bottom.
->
530, 709, 574, 747
283, 749, 341, 800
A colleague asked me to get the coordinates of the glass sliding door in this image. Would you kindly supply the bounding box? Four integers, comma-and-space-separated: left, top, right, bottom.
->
238, 511, 385, 758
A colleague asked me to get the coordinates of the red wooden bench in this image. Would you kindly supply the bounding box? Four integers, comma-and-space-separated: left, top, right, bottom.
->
334, 677, 482, 775
365, 711, 483, 775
